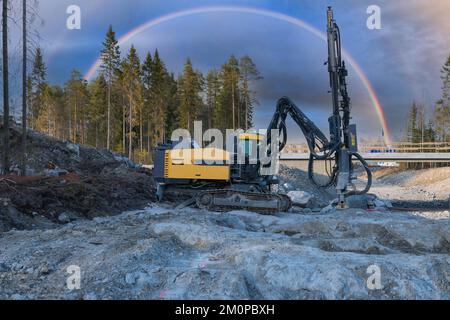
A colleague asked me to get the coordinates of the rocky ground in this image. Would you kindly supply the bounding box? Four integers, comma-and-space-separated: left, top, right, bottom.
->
0, 202, 448, 300
0, 163, 449, 299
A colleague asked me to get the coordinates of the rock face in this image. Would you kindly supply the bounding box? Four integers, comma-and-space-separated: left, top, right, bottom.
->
0, 204, 448, 300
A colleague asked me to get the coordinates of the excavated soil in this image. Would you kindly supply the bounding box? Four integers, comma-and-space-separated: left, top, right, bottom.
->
0, 125, 155, 232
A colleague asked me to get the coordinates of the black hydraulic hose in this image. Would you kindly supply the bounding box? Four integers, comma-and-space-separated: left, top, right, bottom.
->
308, 152, 337, 189
346, 152, 372, 196
335, 24, 342, 68
308, 150, 372, 195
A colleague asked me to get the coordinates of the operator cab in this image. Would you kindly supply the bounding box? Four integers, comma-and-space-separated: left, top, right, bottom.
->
237, 133, 265, 163
231, 133, 266, 183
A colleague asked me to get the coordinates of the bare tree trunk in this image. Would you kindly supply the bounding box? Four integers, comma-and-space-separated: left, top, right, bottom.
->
122, 106, 125, 154
122, 94, 126, 154
21, 0, 27, 175
147, 116, 151, 161
231, 71, 235, 130
187, 112, 190, 134
95, 123, 98, 148
139, 109, 143, 152
68, 106, 72, 141
74, 97, 77, 142
245, 96, 248, 130
128, 94, 132, 159
160, 101, 165, 143
2, 0, 10, 174
107, 80, 111, 150
82, 106, 86, 144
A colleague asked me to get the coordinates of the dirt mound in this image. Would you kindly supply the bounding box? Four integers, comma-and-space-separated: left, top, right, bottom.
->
0, 125, 155, 232
4, 125, 136, 175
372, 167, 450, 202
376, 167, 450, 187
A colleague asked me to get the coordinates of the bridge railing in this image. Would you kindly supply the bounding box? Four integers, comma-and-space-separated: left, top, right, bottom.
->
359, 142, 450, 153
281, 142, 450, 154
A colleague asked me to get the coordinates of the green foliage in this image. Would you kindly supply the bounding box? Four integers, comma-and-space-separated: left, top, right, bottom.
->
100, 25, 121, 81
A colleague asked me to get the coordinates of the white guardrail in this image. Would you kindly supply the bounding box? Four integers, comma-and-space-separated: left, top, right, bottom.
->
280, 153, 450, 162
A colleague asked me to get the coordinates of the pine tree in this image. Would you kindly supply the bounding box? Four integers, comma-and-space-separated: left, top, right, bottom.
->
112, 61, 126, 153
35, 84, 55, 136
88, 75, 108, 148
64, 70, 89, 144
2, 0, 9, 173
178, 58, 204, 133
205, 69, 220, 130
100, 25, 121, 150
30, 47, 47, 131
406, 101, 418, 143
21, 0, 27, 175
435, 55, 450, 142
239, 55, 262, 129
164, 72, 179, 138
150, 49, 169, 143
424, 120, 436, 144
215, 56, 240, 131
228, 55, 239, 129
142, 52, 154, 157
122, 45, 142, 160
51, 85, 66, 140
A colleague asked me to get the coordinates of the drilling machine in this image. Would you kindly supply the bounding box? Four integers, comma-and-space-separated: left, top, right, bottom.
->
322, 6, 372, 207
153, 7, 372, 212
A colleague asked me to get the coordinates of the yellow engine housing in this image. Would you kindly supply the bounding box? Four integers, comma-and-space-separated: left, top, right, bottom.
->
165, 147, 230, 181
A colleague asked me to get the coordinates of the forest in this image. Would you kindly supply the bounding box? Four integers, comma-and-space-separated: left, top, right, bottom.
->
27, 26, 262, 163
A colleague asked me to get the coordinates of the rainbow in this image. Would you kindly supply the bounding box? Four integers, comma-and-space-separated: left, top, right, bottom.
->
84, 6, 392, 145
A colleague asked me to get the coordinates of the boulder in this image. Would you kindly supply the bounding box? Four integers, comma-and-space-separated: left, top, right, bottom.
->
57, 213, 71, 224
287, 191, 313, 208
65, 141, 80, 157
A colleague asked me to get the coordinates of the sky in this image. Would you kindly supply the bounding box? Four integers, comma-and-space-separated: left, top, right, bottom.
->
5, 0, 450, 143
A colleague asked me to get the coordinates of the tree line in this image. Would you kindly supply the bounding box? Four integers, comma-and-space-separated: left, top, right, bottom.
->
405, 55, 449, 144
403, 54, 449, 168
27, 26, 262, 163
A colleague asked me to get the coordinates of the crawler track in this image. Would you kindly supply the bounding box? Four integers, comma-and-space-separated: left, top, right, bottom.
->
195, 189, 292, 214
